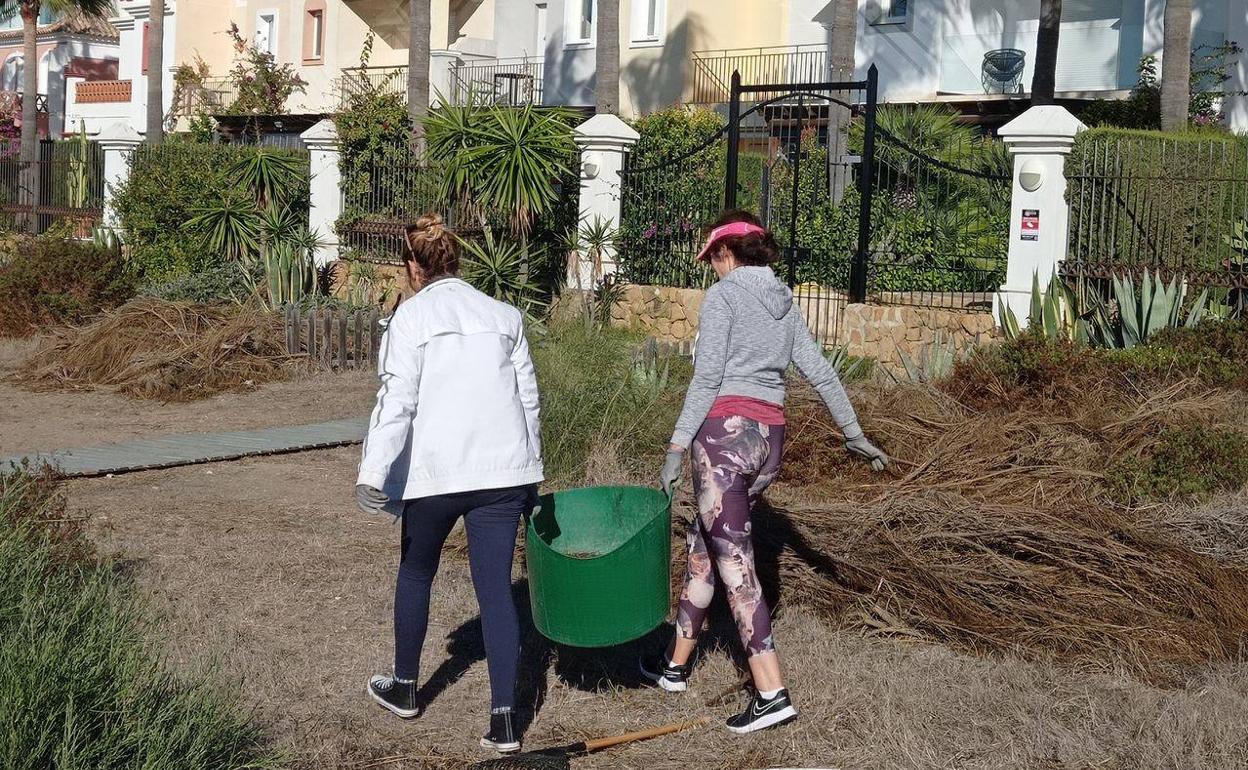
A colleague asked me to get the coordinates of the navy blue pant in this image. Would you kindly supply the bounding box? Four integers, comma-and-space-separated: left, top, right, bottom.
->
394, 485, 530, 711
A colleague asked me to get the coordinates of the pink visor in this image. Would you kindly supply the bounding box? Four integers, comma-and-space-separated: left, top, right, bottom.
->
695, 221, 767, 262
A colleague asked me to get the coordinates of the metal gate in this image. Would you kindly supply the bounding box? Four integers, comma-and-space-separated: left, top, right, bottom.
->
619, 65, 1011, 347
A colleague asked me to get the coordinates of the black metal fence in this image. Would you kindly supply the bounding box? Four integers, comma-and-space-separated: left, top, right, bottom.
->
1064, 133, 1248, 310
338, 66, 407, 109
339, 150, 449, 260
0, 139, 105, 235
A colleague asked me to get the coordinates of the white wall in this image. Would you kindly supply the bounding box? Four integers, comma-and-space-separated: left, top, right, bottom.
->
540, 0, 596, 107
114, 1, 176, 135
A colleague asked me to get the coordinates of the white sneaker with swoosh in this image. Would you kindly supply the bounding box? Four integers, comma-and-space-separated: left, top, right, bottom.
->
726, 689, 799, 734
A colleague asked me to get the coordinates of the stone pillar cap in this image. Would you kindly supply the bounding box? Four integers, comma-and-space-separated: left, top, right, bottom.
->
999, 106, 1086, 148
301, 118, 340, 147
574, 113, 640, 150
97, 122, 143, 145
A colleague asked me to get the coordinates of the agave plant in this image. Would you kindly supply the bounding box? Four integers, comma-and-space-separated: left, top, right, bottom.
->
1001, 273, 1103, 345
824, 346, 873, 383
1109, 269, 1208, 349
889, 331, 962, 384
253, 240, 316, 307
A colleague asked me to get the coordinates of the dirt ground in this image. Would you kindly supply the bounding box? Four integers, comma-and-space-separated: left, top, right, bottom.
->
73, 446, 1248, 770
0, 337, 377, 456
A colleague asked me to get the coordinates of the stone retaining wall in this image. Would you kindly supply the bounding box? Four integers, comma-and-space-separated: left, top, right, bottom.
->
607, 284, 997, 371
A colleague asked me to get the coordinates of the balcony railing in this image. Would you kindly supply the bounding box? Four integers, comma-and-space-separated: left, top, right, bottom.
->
75, 80, 132, 104
691, 45, 829, 105
449, 57, 543, 106
338, 65, 407, 109
174, 77, 236, 117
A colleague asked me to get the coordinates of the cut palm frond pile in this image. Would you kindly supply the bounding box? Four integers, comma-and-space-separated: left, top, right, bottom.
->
15, 299, 294, 401
754, 337, 1248, 681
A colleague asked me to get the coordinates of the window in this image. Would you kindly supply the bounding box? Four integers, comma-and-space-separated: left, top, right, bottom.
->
871, 0, 909, 25
303, 1, 326, 64
630, 0, 665, 44
567, 0, 594, 46
256, 11, 278, 55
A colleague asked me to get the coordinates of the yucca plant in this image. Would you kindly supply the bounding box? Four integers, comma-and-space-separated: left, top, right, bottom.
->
186, 192, 261, 262
458, 228, 547, 322
230, 148, 307, 210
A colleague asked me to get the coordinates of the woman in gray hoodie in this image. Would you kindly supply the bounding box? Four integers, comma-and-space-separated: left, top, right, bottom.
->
643, 210, 888, 734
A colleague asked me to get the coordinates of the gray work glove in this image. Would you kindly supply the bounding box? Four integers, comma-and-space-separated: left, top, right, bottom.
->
659, 450, 685, 497
845, 435, 889, 472
355, 484, 389, 515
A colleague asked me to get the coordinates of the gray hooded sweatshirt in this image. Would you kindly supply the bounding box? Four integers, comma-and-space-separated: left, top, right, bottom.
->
670, 266, 862, 448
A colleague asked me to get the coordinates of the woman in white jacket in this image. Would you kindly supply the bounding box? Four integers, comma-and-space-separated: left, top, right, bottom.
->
354, 214, 543, 754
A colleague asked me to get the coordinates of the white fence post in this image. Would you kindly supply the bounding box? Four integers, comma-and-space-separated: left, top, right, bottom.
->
97, 121, 143, 231
570, 114, 640, 289
301, 119, 343, 268
995, 106, 1087, 326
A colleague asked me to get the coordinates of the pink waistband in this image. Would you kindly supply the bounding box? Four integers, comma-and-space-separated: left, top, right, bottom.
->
707, 396, 785, 426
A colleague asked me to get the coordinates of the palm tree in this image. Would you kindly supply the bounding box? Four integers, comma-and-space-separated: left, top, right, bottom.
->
146, 0, 164, 144
827, 0, 857, 203
1031, 0, 1062, 105
0, 0, 113, 230
1160, 0, 1193, 131
408, 0, 430, 144
595, 0, 619, 113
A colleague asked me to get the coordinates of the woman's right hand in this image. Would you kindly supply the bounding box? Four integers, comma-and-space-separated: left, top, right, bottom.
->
355, 484, 390, 515
660, 449, 685, 497
845, 435, 889, 472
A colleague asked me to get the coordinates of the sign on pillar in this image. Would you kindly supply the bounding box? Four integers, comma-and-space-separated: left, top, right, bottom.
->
995, 106, 1086, 328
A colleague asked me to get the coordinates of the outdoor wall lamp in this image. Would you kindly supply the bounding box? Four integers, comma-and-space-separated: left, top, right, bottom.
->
1019, 159, 1045, 192
582, 153, 601, 179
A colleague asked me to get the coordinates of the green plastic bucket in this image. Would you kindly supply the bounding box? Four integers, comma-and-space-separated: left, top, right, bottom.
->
526, 486, 671, 648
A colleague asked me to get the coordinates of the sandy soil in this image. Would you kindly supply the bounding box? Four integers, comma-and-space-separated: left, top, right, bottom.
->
74, 448, 1248, 770
0, 338, 377, 457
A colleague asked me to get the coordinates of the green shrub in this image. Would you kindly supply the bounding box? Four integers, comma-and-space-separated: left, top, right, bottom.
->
1108, 425, 1248, 504
0, 470, 285, 770
532, 322, 689, 486
112, 144, 310, 282
0, 237, 134, 337
140, 262, 257, 304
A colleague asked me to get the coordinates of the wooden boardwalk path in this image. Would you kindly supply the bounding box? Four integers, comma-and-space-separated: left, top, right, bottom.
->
2, 417, 370, 478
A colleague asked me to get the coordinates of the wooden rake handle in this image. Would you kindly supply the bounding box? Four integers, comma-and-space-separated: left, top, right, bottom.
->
581, 718, 708, 753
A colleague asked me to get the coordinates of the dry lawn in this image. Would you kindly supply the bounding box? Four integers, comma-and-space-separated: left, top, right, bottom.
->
75, 448, 1248, 770
0, 336, 376, 457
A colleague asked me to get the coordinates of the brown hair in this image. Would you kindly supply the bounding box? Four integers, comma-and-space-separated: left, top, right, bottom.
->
402, 213, 459, 279
708, 209, 781, 266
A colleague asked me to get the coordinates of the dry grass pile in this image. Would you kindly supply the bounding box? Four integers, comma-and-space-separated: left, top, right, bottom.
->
15, 299, 294, 401
763, 336, 1248, 679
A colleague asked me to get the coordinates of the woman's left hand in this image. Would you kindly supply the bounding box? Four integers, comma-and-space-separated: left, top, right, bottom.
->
355, 484, 390, 515
845, 435, 889, 472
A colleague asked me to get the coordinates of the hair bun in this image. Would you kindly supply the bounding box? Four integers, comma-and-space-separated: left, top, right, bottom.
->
413, 213, 445, 242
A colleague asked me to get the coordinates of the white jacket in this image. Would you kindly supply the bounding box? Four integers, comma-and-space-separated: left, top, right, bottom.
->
356, 278, 544, 501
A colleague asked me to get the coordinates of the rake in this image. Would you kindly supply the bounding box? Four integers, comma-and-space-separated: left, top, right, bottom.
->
469, 718, 707, 770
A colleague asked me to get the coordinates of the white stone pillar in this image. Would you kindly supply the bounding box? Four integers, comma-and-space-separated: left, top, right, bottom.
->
301, 118, 342, 267
98, 121, 143, 230
570, 113, 639, 290
994, 106, 1086, 327
430, 50, 464, 105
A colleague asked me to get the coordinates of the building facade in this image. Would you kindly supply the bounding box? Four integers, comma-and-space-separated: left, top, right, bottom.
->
93, 0, 1248, 133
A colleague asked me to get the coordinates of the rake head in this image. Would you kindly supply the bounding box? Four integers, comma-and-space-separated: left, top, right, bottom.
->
468, 751, 572, 770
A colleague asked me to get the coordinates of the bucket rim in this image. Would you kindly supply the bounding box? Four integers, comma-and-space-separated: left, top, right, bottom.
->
526, 485, 670, 561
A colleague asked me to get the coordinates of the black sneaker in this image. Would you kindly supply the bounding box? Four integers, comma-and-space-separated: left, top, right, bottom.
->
367, 674, 420, 719
639, 655, 691, 692
726, 689, 798, 734
480, 708, 521, 753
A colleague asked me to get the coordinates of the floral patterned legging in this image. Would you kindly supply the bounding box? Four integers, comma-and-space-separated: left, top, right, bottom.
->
676, 414, 785, 657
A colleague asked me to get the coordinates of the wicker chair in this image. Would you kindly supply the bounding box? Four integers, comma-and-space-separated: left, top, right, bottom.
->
982, 48, 1026, 94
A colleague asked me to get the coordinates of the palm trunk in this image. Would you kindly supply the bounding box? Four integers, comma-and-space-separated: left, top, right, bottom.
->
595, 0, 619, 114
1031, 0, 1062, 105
19, 2, 39, 233
1160, 0, 1193, 131
827, 0, 857, 204
146, 0, 165, 144
408, 0, 431, 146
